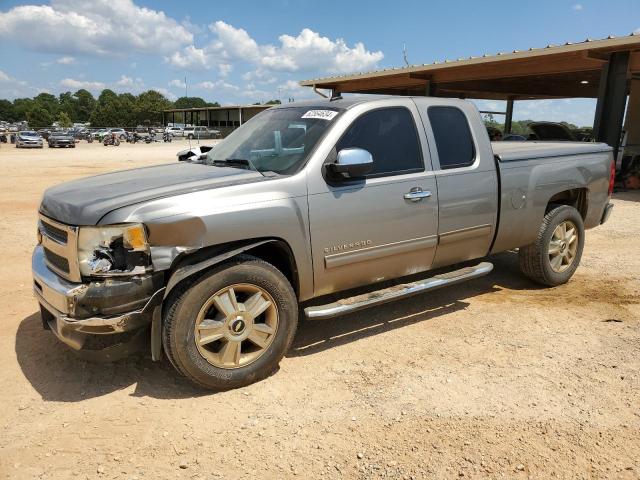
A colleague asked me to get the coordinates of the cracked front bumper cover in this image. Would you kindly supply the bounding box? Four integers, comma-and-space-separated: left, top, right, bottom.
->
32, 246, 165, 351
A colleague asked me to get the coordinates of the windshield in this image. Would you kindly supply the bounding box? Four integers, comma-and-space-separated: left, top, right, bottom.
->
205, 106, 342, 175
20, 131, 38, 136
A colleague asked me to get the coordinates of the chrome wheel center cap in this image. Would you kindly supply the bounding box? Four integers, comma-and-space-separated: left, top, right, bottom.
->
230, 316, 246, 335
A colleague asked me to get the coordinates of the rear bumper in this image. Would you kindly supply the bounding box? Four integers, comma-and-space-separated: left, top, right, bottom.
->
32, 246, 164, 352
601, 202, 614, 224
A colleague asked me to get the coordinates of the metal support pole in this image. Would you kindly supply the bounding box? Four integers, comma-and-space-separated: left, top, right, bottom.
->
239, 108, 243, 126
504, 98, 514, 134
593, 52, 630, 157
424, 80, 433, 96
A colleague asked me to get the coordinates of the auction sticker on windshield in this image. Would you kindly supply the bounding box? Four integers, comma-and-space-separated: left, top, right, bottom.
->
301, 110, 339, 121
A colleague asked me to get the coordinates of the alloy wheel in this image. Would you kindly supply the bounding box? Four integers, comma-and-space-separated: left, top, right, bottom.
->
194, 284, 279, 369
548, 220, 578, 273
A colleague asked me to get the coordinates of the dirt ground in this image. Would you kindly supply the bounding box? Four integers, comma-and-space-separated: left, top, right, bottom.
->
0, 140, 638, 480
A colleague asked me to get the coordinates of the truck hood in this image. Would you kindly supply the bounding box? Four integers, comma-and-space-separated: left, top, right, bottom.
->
40, 162, 267, 225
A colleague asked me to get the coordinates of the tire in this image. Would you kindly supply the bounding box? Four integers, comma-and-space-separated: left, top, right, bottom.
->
187, 134, 194, 140
162, 255, 298, 390
519, 205, 585, 286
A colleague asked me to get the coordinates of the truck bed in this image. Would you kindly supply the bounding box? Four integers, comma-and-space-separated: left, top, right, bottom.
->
492, 141, 612, 162
490, 140, 612, 255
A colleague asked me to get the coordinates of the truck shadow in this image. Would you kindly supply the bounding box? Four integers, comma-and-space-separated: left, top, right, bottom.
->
14, 314, 208, 402
289, 251, 536, 357
15, 251, 535, 401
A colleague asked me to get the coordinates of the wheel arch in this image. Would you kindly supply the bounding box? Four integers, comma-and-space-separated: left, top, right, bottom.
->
546, 187, 588, 220
164, 238, 300, 299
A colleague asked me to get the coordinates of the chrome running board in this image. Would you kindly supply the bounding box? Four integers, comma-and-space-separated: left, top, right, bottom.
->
304, 262, 493, 320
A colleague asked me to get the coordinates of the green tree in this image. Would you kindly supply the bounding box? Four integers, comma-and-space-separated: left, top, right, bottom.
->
57, 111, 73, 128
90, 89, 124, 127
265, 99, 282, 105
73, 89, 96, 123
12, 98, 34, 121
33, 92, 59, 117
174, 96, 208, 109
134, 90, 172, 126
26, 106, 53, 128
58, 91, 76, 121
0, 99, 16, 122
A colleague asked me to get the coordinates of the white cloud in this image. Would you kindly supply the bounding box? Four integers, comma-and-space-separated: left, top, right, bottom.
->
165, 45, 209, 70
218, 63, 232, 77
195, 80, 239, 92
0, 0, 193, 56
60, 78, 106, 91
169, 79, 186, 89
56, 56, 76, 65
167, 21, 383, 75
0, 69, 27, 87
0, 70, 37, 99
572, 4, 583, 10
152, 87, 176, 101
115, 74, 144, 92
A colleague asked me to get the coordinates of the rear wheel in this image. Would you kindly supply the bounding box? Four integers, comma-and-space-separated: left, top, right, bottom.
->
519, 205, 585, 286
162, 255, 298, 390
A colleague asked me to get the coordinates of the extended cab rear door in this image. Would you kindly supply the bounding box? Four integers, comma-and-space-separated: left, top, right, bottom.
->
413, 99, 498, 267
307, 98, 440, 297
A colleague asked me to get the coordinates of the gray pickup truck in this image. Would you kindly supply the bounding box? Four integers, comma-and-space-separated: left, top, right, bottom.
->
33, 96, 614, 389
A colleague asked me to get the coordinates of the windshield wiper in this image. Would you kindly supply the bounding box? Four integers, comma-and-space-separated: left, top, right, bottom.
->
211, 158, 265, 176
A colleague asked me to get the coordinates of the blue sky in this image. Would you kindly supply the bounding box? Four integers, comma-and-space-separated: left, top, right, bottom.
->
0, 0, 638, 126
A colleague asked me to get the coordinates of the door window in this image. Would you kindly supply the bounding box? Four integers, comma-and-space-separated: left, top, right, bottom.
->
336, 107, 423, 176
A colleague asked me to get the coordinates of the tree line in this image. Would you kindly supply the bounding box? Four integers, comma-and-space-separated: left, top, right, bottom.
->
0, 89, 234, 128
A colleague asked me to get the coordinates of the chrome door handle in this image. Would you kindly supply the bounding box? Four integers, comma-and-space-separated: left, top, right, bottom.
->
404, 188, 432, 202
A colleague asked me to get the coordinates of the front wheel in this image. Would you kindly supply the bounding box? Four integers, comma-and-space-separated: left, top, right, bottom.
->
162, 255, 298, 390
519, 205, 585, 286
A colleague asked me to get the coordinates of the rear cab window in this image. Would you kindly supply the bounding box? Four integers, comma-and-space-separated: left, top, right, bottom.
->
427, 106, 476, 169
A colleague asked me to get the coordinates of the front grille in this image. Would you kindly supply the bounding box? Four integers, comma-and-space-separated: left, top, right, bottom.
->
39, 214, 80, 281
44, 248, 70, 273
40, 220, 68, 244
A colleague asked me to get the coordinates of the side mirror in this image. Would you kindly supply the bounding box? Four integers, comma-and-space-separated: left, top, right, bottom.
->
328, 148, 374, 179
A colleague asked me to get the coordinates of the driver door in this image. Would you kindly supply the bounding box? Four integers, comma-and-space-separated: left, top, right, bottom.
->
307, 104, 439, 297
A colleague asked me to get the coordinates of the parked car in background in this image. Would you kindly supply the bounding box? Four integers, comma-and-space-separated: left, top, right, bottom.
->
527, 122, 577, 141
107, 128, 128, 140
93, 128, 127, 141
32, 96, 614, 390
183, 126, 222, 140
16, 131, 43, 148
503, 134, 527, 141
48, 131, 76, 148
165, 126, 184, 137
92, 129, 107, 140
38, 129, 54, 140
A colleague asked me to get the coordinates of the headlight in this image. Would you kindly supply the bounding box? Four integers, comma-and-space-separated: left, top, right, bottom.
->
78, 223, 151, 277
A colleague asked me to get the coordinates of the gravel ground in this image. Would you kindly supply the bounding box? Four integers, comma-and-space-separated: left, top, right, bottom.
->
0, 141, 638, 479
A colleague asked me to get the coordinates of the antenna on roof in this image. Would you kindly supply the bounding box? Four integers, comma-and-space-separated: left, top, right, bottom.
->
403, 42, 409, 66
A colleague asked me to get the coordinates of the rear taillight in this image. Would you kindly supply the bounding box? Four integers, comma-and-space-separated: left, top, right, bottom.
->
608, 160, 615, 196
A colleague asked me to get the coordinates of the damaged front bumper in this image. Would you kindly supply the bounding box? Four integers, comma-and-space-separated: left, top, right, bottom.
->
32, 246, 164, 355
